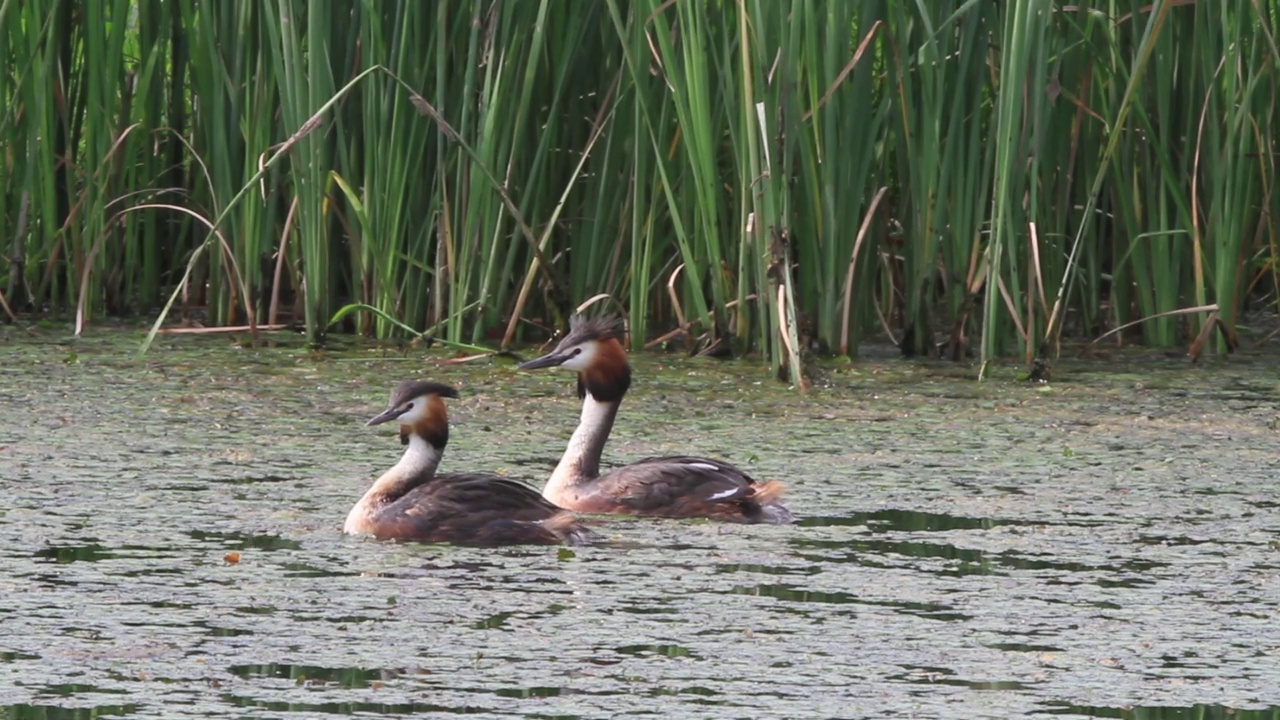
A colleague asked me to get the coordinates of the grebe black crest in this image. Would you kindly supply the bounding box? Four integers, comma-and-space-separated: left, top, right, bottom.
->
366, 379, 459, 448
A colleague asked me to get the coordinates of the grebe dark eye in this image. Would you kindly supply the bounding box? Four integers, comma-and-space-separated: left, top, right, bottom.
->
571, 348, 582, 356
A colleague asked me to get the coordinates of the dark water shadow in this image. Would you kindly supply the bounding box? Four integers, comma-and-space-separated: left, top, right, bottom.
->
32, 543, 165, 563
207, 474, 298, 485
793, 511, 1170, 585
0, 652, 41, 662
220, 664, 604, 717
187, 529, 303, 551
218, 693, 501, 716
615, 643, 698, 659
4, 683, 137, 720
1041, 702, 1280, 719
729, 582, 970, 622
792, 536, 997, 575
891, 664, 1029, 690
2, 703, 139, 720
228, 663, 392, 687
800, 508, 1045, 532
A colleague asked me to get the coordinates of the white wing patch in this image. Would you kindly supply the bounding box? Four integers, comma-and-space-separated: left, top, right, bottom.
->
707, 488, 739, 501
683, 462, 720, 472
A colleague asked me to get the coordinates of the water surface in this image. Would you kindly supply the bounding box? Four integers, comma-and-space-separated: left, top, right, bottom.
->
2, 327, 1279, 718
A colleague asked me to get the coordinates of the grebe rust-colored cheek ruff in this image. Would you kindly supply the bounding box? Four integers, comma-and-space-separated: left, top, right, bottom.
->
577, 358, 631, 404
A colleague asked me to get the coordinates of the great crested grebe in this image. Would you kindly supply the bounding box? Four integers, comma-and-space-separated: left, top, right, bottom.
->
518, 315, 795, 524
344, 380, 590, 546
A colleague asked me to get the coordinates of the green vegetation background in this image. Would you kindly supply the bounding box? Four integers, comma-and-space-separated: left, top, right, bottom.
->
2, 1, 1275, 377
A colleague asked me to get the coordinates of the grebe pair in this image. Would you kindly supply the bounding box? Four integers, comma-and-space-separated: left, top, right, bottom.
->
345, 315, 794, 546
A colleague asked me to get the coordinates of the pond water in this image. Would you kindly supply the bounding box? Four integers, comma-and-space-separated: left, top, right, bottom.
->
2, 327, 1279, 719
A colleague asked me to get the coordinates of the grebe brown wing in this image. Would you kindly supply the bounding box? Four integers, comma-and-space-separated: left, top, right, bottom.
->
590, 455, 792, 523
368, 474, 590, 545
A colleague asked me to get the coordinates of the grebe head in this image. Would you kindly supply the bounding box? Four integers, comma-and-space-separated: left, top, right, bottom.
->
366, 380, 459, 448
518, 315, 631, 402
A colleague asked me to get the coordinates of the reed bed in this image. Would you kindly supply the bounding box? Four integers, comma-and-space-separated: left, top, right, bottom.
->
2, 1, 1277, 379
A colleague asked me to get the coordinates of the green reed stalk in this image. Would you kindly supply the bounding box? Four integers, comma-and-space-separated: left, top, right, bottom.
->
492, 1, 612, 346
179, 0, 242, 322
126, 0, 171, 313
338, 0, 434, 338
443, 0, 529, 344
608, 3, 668, 346
1191, 1, 1269, 349
1035, 5, 1110, 343
1041, 0, 1171, 355
14, 1, 66, 311
617, 0, 715, 334
79, 0, 116, 319
263, 0, 339, 345
890, 0, 996, 358
800, 3, 886, 355
1, 0, 38, 310
1092, 2, 1192, 348
981, 0, 1050, 373
614, 0, 666, 347
449, 1, 505, 343
737, 0, 779, 370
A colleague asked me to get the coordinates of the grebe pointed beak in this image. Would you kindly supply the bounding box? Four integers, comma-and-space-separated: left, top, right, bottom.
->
518, 350, 572, 370
366, 406, 404, 426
